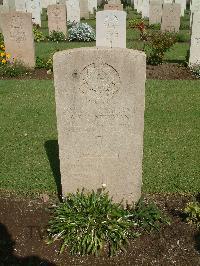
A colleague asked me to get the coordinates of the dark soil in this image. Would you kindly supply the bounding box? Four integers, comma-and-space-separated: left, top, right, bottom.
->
0, 64, 198, 81
0, 194, 200, 266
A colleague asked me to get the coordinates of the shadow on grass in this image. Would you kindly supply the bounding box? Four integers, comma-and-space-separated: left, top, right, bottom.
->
0, 223, 56, 266
164, 59, 186, 65
45, 140, 62, 201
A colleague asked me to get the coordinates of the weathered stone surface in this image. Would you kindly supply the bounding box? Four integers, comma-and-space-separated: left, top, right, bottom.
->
0, 5, 9, 32
88, 0, 97, 14
149, 0, 162, 25
190, 0, 200, 26
66, 0, 80, 23
15, 0, 26, 12
175, 0, 186, 16
96, 10, 126, 48
189, 11, 200, 65
108, 0, 121, 4
1, 11, 35, 68
80, 0, 89, 19
53, 47, 146, 204
161, 3, 181, 32
104, 3, 123, 10
47, 4, 67, 35
26, 0, 41, 26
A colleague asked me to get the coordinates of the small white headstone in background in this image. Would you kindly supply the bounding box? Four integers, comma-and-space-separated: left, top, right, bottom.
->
149, 0, 162, 25
47, 4, 67, 35
1, 11, 35, 68
80, 0, 89, 19
66, 0, 80, 23
15, 0, 26, 12
96, 10, 126, 48
189, 11, 200, 66
161, 3, 181, 32
142, 0, 149, 18
88, 0, 97, 14
26, 0, 41, 26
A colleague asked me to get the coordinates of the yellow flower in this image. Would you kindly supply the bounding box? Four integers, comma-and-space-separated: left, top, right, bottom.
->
1, 52, 5, 57
0, 44, 4, 49
1, 59, 6, 64
6, 53, 10, 59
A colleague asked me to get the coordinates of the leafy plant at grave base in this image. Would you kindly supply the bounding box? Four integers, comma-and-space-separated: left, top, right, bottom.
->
180, 22, 190, 30
47, 190, 170, 256
33, 27, 45, 42
125, 5, 133, 14
176, 32, 190, 43
48, 31, 66, 42
189, 64, 200, 79
68, 22, 95, 42
36, 56, 53, 71
0, 60, 28, 77
0, 43, 10, 66
184, 201, 200, 228
144, 31, 177, 65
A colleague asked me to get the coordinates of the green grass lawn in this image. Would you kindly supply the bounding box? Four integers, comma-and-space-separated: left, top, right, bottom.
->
0, 80, 199, 196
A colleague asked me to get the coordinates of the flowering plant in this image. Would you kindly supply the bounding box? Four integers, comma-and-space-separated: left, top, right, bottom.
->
68, 22, 95, 42
0, 44, 11, 65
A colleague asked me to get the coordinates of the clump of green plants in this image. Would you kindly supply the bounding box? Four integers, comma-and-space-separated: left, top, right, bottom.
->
184, 201, 200, 228
148, 23, 161, 30
36, 56, 53, 71
189, 64, 200, 79
68, 22, 95, 42
33, 27, 45, 42
48, 31, 66, 42
0, 61, 28, 78
176, 32, 190, 43
47, 190, 169, 256
144, 31, 177, 65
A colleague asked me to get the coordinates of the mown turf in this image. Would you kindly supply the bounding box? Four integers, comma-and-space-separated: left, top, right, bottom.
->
0, 80, 199, 195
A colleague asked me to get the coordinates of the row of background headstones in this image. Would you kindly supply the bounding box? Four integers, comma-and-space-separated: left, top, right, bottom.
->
0, 1, 200, 67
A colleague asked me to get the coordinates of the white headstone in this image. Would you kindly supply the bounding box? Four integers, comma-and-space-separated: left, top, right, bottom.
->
149, 0, 162, 24
80, 0, 89, 19
137, 0, 143, 13
66, 0, 80, 22
41, 0, 57, 9
161, 3, 181, 32
190, 0, 200, 26
53, 47, 146, 205
96, 10, 126, 48
88, 0, 97, 14
15, 0, 26, 12
189, 12, 200, 66
26, 0, 41, 26
142, 0, 149, 18
175, 0, 186, 16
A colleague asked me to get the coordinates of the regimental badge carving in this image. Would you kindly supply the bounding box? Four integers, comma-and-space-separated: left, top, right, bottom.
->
79, 63, 121, 101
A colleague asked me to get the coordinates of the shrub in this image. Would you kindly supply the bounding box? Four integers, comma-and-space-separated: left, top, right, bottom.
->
148, 23, 161, 30
68, 23, 95, 42
176, 32, 190, 43
0, 61, 28, 78
33, 27, 45, 42
0, 44, 11, 66
36, 56, 53, 71
144, 31, 177, 65
47, 190, 169, 256
48, 31, 66, 42
184, 202, 200, 228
